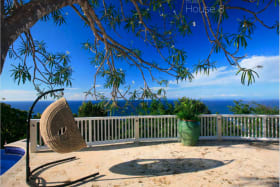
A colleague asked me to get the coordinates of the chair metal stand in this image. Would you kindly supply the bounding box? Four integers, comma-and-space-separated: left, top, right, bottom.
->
26, 88, 99, 186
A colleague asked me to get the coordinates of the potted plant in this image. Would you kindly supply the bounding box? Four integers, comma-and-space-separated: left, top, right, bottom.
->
175, 98, 210, 146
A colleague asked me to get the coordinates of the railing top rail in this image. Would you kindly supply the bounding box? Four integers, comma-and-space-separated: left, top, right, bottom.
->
30, 119, 40, 121
30, 114, 279, 122
74, 115, 177, 120
199, 114, 279, 117
30, 115, 177, 121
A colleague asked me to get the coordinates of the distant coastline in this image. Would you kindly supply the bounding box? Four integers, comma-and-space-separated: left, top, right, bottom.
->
2, 99, 279, 116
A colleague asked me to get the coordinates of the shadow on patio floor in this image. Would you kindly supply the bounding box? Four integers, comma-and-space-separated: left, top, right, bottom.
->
109, 158, 233, 176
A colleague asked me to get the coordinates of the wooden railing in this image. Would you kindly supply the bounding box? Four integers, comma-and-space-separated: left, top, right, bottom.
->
30, 114, 279, 152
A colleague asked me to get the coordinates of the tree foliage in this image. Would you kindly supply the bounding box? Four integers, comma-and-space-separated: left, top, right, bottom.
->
33, 112, 42, 119
2, 0, 279, 102
136, 99, 175, 115
1, 103, 28, 148
135, 97, 210, 118
78, 101, 107, 117
228, 100, 279, 114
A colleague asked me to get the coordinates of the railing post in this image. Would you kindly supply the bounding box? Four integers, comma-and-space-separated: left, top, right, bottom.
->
134, 117, 139, 143
217, 115, 222, 141
89, 119, 92, 144
263, 117, 267, 138
30, 120, 37, 153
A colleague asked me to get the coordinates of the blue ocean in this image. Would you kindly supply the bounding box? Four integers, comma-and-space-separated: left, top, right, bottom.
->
2, 99, 279, 116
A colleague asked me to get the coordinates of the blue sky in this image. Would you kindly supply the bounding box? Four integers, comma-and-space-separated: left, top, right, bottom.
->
0, 1, 279, 101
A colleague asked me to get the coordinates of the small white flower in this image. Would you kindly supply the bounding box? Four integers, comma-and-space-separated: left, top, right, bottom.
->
173, 10, 176, 15
132, 80, 135, 84
171, 45, 175, 48
160, 13, 164, 17
66, 50, 70, 55
147, 8, 150, 11
120, 68, 123, 71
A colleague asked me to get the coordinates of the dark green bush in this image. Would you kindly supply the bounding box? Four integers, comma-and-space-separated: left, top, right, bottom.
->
1, 103, 28, 148
228, 100, 253, 114
253, 103, 279, 114
78, 101, 107, 117
137, 99, 175, 115
229, 100, 279, 114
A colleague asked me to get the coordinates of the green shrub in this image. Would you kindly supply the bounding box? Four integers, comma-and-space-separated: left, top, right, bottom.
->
149, 99, 175, 115
229, 100, 279, 114
137, 99, 175, 115
78, 101, 107, 117
33, 112, 41, 119
252, 103, 279, 114
175, 97, 210, 121
228, 100, 253, 114
1, 103, 28, 148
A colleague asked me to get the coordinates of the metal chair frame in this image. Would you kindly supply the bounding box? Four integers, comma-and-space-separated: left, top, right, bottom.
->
26, 88, 99, 186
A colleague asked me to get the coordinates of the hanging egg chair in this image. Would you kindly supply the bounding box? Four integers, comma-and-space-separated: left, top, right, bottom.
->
26, 89, 99, 186
40, 97, 86, 153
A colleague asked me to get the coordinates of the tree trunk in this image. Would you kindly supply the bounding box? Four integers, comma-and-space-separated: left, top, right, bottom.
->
1, 0, 84, 74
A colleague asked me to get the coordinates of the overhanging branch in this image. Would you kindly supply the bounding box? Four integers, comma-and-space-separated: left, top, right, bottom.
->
1, 0, 83, 74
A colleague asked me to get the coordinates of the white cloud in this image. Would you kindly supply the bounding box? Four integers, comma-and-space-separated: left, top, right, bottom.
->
0, 89, 85, 101
210, 94, 241, 98
169, 55, 279, 88
65, 87, 80, 90
63, 92, 84, 100
169, 66, 237, 87
239, 55, 279, 82
0, 90, 37, 101
165, 55, 279, 99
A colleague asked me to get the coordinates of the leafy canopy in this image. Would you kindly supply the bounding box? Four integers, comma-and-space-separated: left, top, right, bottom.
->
3, 0, 279, 103
136, 99, 175, 115
78, 101, 107, 117
1, 103, 28, 148
229, 100, 279, 115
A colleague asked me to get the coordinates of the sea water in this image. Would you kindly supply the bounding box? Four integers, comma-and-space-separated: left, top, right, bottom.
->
2, 99, 279, 116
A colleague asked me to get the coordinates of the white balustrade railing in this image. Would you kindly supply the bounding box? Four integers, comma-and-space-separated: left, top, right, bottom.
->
30, 114, 279, 152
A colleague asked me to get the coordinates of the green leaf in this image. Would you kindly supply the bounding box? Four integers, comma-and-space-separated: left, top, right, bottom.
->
10, 64, 32, 85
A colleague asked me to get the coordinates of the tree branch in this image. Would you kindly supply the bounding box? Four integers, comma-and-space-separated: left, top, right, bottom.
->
1, 0, 83, 74
225, 5, 277, 29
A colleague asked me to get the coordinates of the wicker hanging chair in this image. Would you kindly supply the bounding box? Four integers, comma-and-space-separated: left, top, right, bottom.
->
40, 97, 86, 153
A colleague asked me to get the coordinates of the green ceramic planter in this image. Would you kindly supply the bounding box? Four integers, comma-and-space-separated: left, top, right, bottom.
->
178, 120, 200, 146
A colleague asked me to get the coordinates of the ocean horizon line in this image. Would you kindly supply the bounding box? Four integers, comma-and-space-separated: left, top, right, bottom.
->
2, 98, 279, 102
